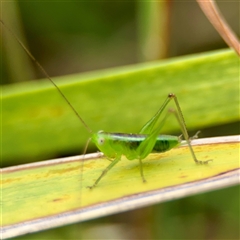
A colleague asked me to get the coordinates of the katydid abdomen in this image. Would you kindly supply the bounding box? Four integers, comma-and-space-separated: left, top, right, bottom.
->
92, 132, 180, 160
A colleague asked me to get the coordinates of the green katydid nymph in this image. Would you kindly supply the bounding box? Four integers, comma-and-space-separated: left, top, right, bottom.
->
1, 20, 212, 189
88, 93, 211, 188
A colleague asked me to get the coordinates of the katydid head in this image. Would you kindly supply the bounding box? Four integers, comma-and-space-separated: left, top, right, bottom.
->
91, 131, 116, 159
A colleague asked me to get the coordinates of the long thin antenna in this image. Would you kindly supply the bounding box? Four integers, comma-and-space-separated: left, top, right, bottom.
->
1, 20, 92, 134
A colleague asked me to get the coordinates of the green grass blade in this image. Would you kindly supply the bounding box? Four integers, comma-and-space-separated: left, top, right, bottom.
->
2, 49, 239, 165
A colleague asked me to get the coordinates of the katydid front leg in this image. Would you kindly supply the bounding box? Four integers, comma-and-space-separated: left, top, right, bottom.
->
88, 155, 121, 189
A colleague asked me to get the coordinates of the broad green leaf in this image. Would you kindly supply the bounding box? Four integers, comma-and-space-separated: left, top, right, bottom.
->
2, 49, 239, 165
2, 136, 239, 239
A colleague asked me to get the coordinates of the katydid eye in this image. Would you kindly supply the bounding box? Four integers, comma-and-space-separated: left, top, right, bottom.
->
98, 137, 105, 145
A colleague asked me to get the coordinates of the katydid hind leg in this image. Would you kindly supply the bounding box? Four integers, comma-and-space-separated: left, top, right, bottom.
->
170, 94, 212, 164
139, 94, 173, 134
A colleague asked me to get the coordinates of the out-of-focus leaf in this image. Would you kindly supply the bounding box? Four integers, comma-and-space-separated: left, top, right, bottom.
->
2, 49, 239, 165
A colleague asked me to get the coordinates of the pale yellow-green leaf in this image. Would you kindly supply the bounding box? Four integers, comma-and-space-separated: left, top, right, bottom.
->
2, 136, 239, 239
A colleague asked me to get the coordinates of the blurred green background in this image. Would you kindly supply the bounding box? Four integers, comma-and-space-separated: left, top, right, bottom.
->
2, 1, 239, 83
2, 1, 239, 239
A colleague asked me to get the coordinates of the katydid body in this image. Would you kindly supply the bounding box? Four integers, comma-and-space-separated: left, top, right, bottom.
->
92, 133, 180, 159
90, 131, 180, 188
1, 20, 211, 189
